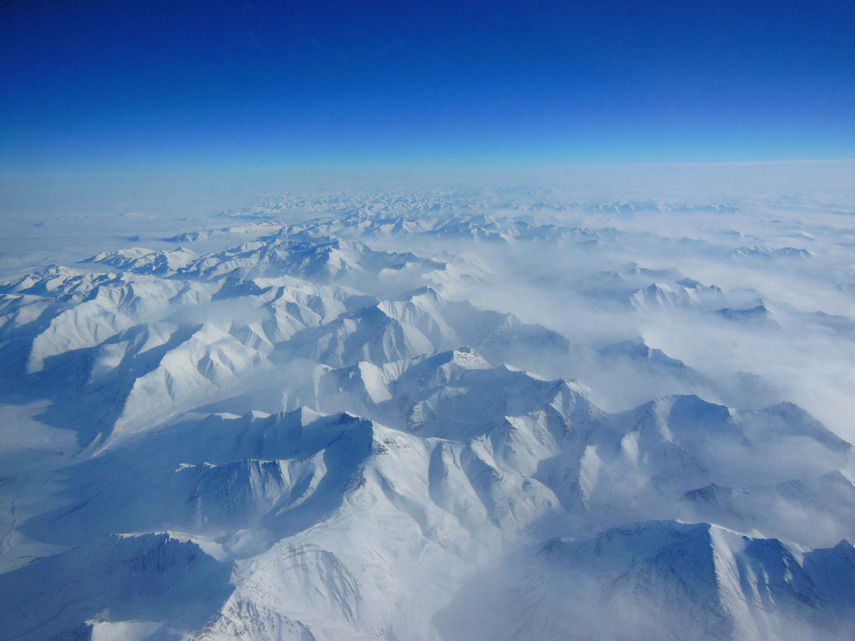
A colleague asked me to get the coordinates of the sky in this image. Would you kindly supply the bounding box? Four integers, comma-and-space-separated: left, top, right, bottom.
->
1, 0, 854, 176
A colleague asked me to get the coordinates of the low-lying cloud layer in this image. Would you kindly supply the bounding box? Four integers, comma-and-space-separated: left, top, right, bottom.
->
1, 162, 854, 640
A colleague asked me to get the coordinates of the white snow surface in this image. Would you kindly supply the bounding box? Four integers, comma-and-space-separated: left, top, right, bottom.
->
2, 174, 855, 640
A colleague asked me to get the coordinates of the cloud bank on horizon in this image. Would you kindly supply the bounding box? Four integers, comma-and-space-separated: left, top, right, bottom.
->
1, 0, 853, 173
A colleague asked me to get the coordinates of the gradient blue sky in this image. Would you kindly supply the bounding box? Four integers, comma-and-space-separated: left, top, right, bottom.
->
1, 0, 854, 173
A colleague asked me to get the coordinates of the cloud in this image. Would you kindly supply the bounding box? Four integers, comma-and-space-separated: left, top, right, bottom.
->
2, 161, 855, 640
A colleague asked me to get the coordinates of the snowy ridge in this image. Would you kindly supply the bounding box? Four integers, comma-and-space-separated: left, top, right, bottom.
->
440, 520, 855, 641
2, 197, 855, 641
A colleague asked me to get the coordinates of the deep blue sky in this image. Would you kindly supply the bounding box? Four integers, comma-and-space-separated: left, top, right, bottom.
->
1, 0, 853, 173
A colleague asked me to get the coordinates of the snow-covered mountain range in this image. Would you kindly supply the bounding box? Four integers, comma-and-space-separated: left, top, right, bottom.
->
2, 187, 855, 640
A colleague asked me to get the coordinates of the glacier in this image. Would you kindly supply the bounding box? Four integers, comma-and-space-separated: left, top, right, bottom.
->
2, 181, 855, 640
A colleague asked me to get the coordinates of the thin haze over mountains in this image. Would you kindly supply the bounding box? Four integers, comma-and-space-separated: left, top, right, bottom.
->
2, 164, 855, 639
